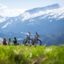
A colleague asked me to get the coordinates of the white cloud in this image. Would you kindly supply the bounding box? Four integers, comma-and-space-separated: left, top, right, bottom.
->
0, 3, 7, 9
0, 3, 25, 17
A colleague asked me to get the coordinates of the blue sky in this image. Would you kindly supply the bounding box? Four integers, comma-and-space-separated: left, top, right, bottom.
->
0, 0, 64, 10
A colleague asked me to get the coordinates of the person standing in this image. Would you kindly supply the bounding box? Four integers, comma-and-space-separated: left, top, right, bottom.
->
3, 38, 7, 45
13, 37, 18, 45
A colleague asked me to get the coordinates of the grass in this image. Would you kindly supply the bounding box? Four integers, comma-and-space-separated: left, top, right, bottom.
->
0, 45, 64, 64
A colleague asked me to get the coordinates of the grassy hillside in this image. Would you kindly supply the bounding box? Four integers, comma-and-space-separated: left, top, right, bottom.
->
0, 45, 64, 64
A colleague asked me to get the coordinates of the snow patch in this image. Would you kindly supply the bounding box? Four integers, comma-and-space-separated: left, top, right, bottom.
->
22, 7, 64, 21
1, 22, 11, 29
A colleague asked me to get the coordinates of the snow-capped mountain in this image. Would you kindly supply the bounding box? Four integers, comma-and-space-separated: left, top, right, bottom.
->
0, 4, 64, 45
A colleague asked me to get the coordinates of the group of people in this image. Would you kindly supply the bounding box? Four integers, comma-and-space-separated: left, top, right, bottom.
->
2, 37, 18, 45
23, 32, 42, 45
2, 32, 42, 45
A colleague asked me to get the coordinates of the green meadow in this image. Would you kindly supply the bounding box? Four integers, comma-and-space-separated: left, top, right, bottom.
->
0, 45, 64, 64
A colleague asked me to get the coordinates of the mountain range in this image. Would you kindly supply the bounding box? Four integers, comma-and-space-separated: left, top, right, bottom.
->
0, 4, 64, 45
